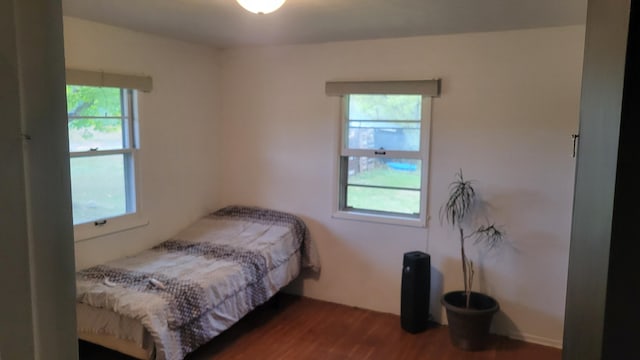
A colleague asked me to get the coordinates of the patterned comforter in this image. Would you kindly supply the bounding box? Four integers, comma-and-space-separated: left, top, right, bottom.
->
76, 206, 319, 360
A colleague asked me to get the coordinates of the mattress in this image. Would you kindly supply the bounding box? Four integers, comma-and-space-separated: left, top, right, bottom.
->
76, 206, 319, 360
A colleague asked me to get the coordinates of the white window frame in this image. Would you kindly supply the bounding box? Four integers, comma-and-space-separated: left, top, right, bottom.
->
66, 69, 152, 241
326, 80, 440, 227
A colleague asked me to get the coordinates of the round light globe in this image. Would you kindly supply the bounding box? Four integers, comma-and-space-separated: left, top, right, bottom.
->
236, 0, 286, 14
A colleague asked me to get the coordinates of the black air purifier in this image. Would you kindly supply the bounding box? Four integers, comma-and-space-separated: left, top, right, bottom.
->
401, 251, 430, 333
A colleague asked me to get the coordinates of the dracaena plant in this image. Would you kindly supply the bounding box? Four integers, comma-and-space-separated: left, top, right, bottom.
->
440, 169, 504, 308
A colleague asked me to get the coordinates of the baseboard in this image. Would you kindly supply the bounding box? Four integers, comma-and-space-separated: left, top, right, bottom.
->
502, 331, 563, 349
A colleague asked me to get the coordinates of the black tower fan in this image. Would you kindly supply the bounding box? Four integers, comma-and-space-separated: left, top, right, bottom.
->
401, 251, 430, 333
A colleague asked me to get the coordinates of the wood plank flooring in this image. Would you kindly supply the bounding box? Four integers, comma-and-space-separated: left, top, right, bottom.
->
79, 294, 561, 360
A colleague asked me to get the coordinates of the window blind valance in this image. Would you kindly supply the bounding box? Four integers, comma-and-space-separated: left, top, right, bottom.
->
66, 69, 153, 92
325, 79, 440, 97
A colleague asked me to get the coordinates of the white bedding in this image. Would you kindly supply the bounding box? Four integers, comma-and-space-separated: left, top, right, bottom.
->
76, 206, 319, 360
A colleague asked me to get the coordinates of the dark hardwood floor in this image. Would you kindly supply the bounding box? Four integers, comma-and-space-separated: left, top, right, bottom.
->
79, 294, 561, 360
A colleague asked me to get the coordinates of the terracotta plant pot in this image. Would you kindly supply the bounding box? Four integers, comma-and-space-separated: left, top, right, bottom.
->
441, 291, 499, 351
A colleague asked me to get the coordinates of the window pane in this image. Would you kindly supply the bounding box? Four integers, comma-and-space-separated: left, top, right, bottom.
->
66, 85, 122, 117
347, 157, 421, 189
347, 122, 420, 151
68, 118, 124, 152
346, 186, 420, 215
348, 94, 421, 121
347, 94, 421, 151
70, 154, 133, 224
344, 156, 421, 215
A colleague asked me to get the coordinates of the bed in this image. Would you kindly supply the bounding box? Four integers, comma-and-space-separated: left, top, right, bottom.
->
76, 206, 320, 360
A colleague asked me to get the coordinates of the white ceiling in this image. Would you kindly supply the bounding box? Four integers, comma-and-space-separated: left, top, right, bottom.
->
61, 0, 587, 49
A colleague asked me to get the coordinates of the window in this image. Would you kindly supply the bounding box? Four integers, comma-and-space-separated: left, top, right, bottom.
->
326, 80, 440, 226
66, 69, 152, 240
67, 85, 138, 225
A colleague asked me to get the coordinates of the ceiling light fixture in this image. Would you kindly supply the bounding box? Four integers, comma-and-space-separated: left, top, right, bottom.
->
236, 0, 286, 14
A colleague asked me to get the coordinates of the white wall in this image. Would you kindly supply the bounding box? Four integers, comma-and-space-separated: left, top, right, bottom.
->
63, 17, 222, 269
218, 26, 584, 347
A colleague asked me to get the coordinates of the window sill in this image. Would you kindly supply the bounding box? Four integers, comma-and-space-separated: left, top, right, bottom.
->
74, 214, 149, 242
332, 210, 426, 228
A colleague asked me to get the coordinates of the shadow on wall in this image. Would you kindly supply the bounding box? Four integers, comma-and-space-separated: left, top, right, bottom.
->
283, 216, 418, 314
490, 299, 566, 346
286, 266, 321, 295
284, 217, 325, 296
430, 266, 444, 322
492, 309, 521, 340
438, 256, 565, 346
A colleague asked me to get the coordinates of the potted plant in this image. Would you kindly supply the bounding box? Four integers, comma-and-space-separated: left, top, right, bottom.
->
440, 169, 504, 351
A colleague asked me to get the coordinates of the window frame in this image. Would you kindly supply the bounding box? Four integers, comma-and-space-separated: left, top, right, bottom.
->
66, 84, 147, 241
333, 94, 432, 227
